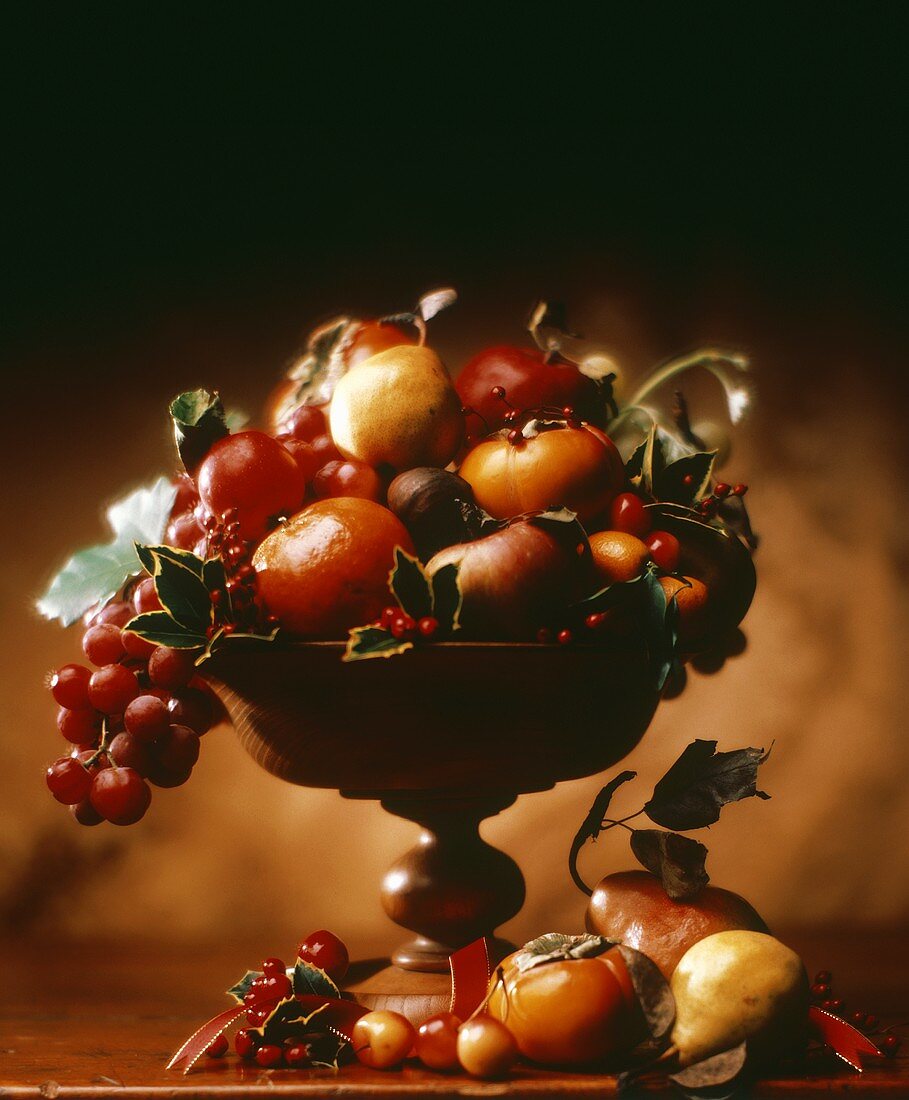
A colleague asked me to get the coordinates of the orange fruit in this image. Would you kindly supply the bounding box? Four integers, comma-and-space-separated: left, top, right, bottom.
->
659, 574, 710, 645
589, 530, 651, 584
251, 498, 414, 638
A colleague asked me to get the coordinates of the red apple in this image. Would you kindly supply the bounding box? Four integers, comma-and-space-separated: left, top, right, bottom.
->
457, 345, 605, 438
586, 870, 769, 979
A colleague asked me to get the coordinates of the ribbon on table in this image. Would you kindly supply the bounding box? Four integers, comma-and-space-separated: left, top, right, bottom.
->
449, 937, 494, 1020
808, 1005, 883, 1072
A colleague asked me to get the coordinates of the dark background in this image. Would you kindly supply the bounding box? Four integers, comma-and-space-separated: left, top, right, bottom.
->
3, 9, 908, 946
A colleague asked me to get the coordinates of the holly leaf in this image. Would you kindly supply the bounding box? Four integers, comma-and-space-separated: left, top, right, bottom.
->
430, 562, 462, 633
36, 477, 177, 626
226, 970, 262, 1004
344, 625, 413, 662
292, 959, 339, 999
654, 450, 717, 506
389, 547, 433, 620
644, 739, 771, 831
138, 547, 213, 631
124, 611, 207, 649
170, 389, 230, 474
136, 543, 205, 579
630, 829, 710, 900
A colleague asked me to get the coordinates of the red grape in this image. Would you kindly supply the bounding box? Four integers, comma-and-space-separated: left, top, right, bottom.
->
645, 530, 681, 573
46, 757, 93, 804
148, 647, 196, 691
132, 577, 162, 614
166, 510, 204, 550
50, 664, 92, 710
284, 404, 326, 442
167, 689, 214, 735
122, 630, 156, 659
146, 761, 193, 788
281, 439, 321, 484
609, 492, 651, 538
109, 732, 153, 776
86, 601, 134, 629
70, 799, 104, 826
82, 624, 125, 666
124, 694, 171, 741
313, 459, 383, 502
310, 433, 342, 466
88, 665, 140, 715
156, 724, 200, 772
57, 706, 102, 745
90, 767, 151, 825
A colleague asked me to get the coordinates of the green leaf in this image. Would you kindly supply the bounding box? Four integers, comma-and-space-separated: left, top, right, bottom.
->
292, 959, 339, 999
254, 997, 331, 1044
389, 547, 433, 620
36, 477, 177, 626
630, 829, 709, 900
150, 554, 213, 631
226, 970, 262, 1004
124, 611, 207, 649
430, 562, 462, 633
170, 389, 229, 473
344, 625, 413, 662
638, 564, 679, 692
202, 555, 227, 593
655, 450, 717, 506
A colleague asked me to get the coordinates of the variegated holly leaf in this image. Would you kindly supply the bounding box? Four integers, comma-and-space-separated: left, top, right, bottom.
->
226, 970, 263, 1004
292, 959, 339, 999
344, 626, 413, 662
389, 547, 433, 620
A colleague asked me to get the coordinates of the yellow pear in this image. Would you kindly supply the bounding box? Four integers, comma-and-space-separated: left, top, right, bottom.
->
329, 345, 463, 471
670, 930, 809, 1068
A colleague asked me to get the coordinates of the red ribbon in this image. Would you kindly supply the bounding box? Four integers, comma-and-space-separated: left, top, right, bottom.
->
808, 1005, 883, 1071
449, 938, 494, 1020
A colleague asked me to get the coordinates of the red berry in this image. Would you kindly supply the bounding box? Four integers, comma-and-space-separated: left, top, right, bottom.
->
380, 606, 398, 628
557, 628, 573, 645
390, 615, 412, 639
88, 665, 140, 715
148, 647, 197, 691
732, 483, 748, 496
490, 386, 506, 400
585, 612, 607, 630
70, 798, 104, 826
204, 1033, 229, 1059
827, 998, 844, 1012
418, 616, 439, 638
814, 970, 832, 985
57, 705, 102, 745
682, 474, 694, 486
255, 1044, 284, 1068
235, 1029, 260, 1059
296, 929, 349, 982
609, 492, 651, 538
645, 530, 681, 573
90, 767, 151, 825
49, 664, 93, 710
167, 689, 214, 735
713, 482, 731, 498
285, 1042, 313, 1067
124, 695, 171, 742
882, 1034, 901, 1056
284, 404, 326, 443
198, 431, 306, 542
851, 1011, 867, 1027
46, 757, 93, 804
536, 627, 553, 644
82, 624, 125, 667
109, 732, 153, 776
811, 983, 831, 998
262, 957, 286, 979
865, 1014, 879, 1030
132, 577, 162, 615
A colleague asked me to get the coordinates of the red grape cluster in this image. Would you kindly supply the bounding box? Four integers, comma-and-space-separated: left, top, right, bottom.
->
274, 403, 384, 504
46, 582, 216, 827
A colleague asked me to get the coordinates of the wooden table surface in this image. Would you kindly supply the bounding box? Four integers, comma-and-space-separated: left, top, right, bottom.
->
1, 932, 906, 1097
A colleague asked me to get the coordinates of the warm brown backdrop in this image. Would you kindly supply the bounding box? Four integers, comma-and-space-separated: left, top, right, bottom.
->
2, 9, 908, 958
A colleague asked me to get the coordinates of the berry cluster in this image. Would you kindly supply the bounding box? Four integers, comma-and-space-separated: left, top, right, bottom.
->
274, 403, 384, 504
45, 583, 215, 827
809, 969, 902, 1059
376, 606, 439, 642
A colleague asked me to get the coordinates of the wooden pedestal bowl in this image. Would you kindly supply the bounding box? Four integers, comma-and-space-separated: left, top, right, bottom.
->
202, 641, 659, 1017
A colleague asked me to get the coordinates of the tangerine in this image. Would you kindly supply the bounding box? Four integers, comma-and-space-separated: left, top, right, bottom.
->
251, 498, 414, 637
589, 530, 651, 584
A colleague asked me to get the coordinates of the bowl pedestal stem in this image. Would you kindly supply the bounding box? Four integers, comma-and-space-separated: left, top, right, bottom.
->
345, 789, 527, 973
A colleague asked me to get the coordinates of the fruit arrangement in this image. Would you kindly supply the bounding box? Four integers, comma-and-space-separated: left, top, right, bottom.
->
37, 290, 759, 825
